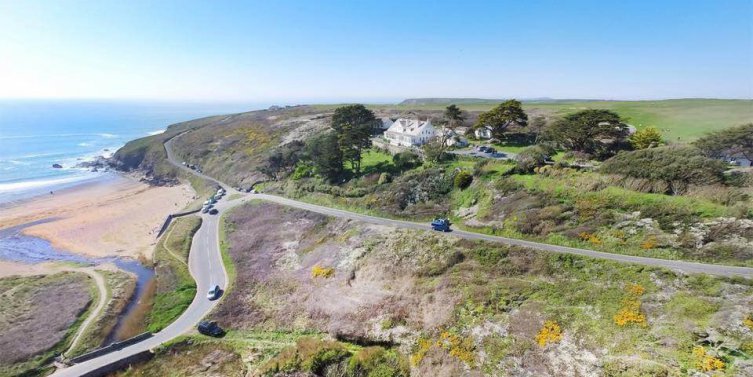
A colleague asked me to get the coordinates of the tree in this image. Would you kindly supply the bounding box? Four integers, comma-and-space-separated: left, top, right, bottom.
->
600, 146, 726, 194
630, 127, 663, 149
331, 105, 378, 175
422, 137, 454, 163
528, 115, 548, 144
545, 109, 629, 158
444, 104, 466, 128
260, 140, 305, 180
475, 99, 528, 140
306, 131, 343, 182
694, 123, 753, 161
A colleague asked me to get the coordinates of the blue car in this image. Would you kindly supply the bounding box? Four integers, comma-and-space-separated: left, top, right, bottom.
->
431, 218, 451, 232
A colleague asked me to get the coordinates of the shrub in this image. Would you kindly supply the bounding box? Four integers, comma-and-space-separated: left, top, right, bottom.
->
347, 347, 408, 377
454, 171, 473, 189
377, 172, 391, 185
535, 320, 563, 348
392, 151, 422, 171
600, 147, 726, 195
311, 265, 335, 279
692, 346, 725, 372
613, 284, 647, 327
515, 145, 551, 172
437, 331, 475, 366
630, 127, 663, 149
640, 236, 658, 250
291, 163, 314, 180
260, 337, 350, 375
578, 232, 602, 246
744, 314, 753, 330
410, 338, 433, 366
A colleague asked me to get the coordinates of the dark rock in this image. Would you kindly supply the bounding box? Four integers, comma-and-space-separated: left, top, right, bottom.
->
52, 163, 63, 168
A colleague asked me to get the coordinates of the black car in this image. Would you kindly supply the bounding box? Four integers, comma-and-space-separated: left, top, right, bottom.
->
197, 321, 224, 337
209, 208, 219, 215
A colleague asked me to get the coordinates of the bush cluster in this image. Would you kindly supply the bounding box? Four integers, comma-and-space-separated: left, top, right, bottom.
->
535, 320, 563, 348
311, 265, 335, 279
454, 171, 473, 189
613, 284, 647, 327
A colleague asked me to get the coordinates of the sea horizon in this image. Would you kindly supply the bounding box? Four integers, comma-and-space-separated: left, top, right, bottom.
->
0, 99, 268, 204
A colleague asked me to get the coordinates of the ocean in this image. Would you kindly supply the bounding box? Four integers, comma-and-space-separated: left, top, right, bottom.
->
0, 100, 264, 204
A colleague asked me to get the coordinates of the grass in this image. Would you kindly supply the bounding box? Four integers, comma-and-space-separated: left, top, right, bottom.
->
146, 216, 202, 332
66, 269, 136, 357
0, 272, 93, 376
510, 174, 733, 218
352, 99, 753, 142
219, 212, 237, 294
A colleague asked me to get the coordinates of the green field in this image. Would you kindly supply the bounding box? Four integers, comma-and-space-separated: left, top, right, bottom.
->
342, 98, 753, 142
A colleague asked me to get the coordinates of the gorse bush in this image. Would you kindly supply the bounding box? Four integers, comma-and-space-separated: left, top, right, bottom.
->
311, 265, 335, 279
535, 320, 563, 348
692, 346, 725, 372
613, 284, 647, 327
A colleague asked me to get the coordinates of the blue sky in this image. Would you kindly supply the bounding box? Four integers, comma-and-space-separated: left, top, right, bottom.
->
0, 0, 751, 102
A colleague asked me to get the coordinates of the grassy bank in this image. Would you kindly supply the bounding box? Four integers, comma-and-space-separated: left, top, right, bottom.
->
0, 272, 93, 376
65, 270, 136, 357
146, 216, 202, 332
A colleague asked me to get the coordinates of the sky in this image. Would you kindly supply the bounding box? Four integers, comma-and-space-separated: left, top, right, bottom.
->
0, 0, 751, 102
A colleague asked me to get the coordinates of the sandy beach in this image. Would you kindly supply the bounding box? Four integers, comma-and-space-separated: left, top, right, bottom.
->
0, 174, 194, 261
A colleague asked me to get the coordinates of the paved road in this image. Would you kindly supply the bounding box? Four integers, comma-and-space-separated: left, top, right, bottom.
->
55, 131, 753, 376
166, 134, 753, 279
52, 142, 231, 376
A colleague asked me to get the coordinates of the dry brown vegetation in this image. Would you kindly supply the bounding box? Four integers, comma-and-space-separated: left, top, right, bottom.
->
112, 340, 245, 377
0, 272, 93, 375
204, 201, 753, 376
170, 107, 331, 188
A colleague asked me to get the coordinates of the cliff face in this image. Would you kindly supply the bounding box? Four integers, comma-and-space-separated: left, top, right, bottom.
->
110, 114, 228, 185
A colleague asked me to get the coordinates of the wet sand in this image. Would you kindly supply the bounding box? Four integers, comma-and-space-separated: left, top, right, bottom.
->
0, 174, 194, 261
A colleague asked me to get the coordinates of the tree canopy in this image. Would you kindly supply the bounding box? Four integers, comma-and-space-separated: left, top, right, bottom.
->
306, 131, 343, 182
694, 123, 753, 161
443, 104, 466, 128
545, 109, 629, 158
475, 99, 528, 139
331, 104, 378, 174
600, 146, 726, 195
629, 127, 663, 149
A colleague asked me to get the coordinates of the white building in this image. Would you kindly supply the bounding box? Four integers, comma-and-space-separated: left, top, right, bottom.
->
384, 118, 436, 147
474, 126, 493, 139
436, 128, 468, 147
379, 117, 394, 131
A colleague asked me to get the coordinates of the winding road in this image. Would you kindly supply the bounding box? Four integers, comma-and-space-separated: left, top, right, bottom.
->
53, 133, 753, 376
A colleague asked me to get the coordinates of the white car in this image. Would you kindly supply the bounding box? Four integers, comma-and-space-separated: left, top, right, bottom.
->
207, 285, 221, 300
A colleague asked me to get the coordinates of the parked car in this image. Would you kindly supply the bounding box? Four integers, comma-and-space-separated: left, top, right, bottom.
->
202, 206, 210, 214
197, 321, 224, 337
430, 218, 451, 232
207, 284, 221, 300
209, 208, 219, 215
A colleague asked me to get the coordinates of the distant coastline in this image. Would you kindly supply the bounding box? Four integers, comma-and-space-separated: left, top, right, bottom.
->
0, 100, 261, 205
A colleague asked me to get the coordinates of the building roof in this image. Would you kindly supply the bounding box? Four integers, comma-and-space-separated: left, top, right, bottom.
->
385, 118, 433, 136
